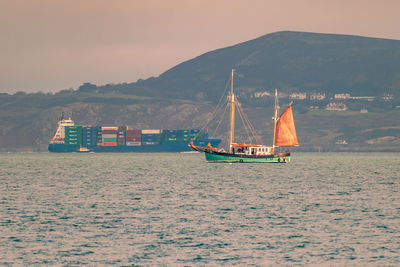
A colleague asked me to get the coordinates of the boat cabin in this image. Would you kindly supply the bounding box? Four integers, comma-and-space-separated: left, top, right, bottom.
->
231, 143, 274, 156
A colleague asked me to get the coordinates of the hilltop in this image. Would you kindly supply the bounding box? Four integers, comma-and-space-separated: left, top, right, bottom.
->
1, 31, 400, 151
90, 31, 400, 100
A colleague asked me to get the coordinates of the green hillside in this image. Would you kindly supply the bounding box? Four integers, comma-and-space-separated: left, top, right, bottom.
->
95, 31, 400, 100
1, 31, 400, 151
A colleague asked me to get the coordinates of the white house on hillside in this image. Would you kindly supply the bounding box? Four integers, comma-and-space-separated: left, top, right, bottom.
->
289, 92, 307, 100
326, 102, 348, 111
310, 93, 326, 100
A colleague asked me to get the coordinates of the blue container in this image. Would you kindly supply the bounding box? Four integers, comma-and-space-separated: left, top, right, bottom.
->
141, 133, 160, 138
142, 137, 160, 140
164, 130, 178, 136
97, 127, 102, 136
141, 134, 161, 142
82, 126, 98, 147
117, 131, 126, 139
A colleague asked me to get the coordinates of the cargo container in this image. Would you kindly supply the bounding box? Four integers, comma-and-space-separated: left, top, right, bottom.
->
102, 130, 117, 134
126, 129, 141, 135
48, 117, 221, 152
102, 126, 118, 130
82, 126, 98, 147
65, 126, 82, 131
164, 130, 178, 135
141, 134, 160, 139
142, 141, 157, 145
65, 142, 81, 146
102, 138, 117, 143
102, 134, 117, 139
177, 130, 190, 134
83, 139, 96, 147
142, 129, 161, 134
126, 141, 141, 146
117, 131, 126, 141
126, 138, 141, 142
65, 126, 82, 146
102, 141, 118, 146
126, 129, 141, 142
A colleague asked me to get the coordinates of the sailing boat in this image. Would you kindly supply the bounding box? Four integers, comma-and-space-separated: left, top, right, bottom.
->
190, 69, 299, 163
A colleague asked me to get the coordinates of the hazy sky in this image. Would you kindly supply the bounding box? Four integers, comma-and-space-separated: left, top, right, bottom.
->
1, 0, 400, 93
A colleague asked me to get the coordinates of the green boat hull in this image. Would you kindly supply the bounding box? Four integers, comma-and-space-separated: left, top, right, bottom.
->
205, 151, 290, 163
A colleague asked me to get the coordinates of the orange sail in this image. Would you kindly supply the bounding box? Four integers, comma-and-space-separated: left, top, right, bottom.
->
274, 105, 299, 147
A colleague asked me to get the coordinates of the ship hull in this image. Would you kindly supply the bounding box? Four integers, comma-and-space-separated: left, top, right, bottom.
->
48, 144, 80, 152
48, 139, 221, 153
204, 151, 290, 163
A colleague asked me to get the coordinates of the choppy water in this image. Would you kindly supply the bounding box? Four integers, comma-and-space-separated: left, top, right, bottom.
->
0, 152, 399, 266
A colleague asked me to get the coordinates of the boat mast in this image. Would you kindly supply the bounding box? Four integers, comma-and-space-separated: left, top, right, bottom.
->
229, 69, 235, 153
272, 89, 279, 153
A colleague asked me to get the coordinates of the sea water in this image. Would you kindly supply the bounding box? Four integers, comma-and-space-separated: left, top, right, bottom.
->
0, 152, 399, 266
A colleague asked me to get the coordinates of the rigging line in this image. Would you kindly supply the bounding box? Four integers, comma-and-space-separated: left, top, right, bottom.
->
233, 95, 258, 144
238, 104, 252, 143
212, 102, 229, 138
238, 102, 257, 144
236, 99, 263, 144
206, 96, 230, 137
194, 99, 225, 140
235, 99, 251, 142
199, 75, 232, 132
238, 101, 262, 144
212, 103, 229, 139
189, 77, 230, 141
235, 101, 254, 144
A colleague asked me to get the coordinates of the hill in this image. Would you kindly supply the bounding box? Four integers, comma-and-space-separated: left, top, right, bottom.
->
92, 31, 400, 100
1, 31, 400, 152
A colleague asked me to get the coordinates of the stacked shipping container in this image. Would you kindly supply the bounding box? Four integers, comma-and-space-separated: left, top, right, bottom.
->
101, 126, 118, 146
63, 125, 203, 147
65, 126, 82, 145
50, 121, 220, 152
163, 130, 179, 142
162, 129, 201, 143
126, 129, 141, 146
82, 126, 98, 147
189, 129, 201, 141
117, 127, 127, 146
96, 126, 102, 145
141, 129, 161, 145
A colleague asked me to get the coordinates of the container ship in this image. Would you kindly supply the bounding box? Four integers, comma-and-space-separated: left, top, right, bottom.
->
48, 114, 221, 153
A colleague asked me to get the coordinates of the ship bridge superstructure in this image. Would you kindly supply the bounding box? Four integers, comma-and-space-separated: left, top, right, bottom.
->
49, 115, 74, 144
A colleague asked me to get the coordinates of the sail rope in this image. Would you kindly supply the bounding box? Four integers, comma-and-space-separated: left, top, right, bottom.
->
211, 102, 229, 138
197, 75, 232, 137
236, 99, 263, 145
192, 72, 263, 146
235, 100, 254, 143
194, 71, 264, 146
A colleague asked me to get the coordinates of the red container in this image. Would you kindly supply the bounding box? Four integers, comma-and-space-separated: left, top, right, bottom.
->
119, 126, 128, 131
126, 137, 141, 142
102, 142, 117, 146
126, 135, 141, 139
126, 129, 141, 136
